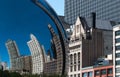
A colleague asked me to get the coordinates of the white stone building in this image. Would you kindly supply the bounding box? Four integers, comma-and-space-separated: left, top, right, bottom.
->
27, 34, 45, 74
68, 16, 113, 77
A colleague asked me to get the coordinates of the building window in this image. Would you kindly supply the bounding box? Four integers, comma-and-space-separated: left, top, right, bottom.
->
70, 66, 73, 72
116, 38, 120, 43
76, 25, 79, 33
70, 54, 73, 64
116, 45, 120, 51
95, 70, 100, 76
101, 69, 106, 75
82, 73, 87, 77
116, 53, 120, 58
74, 74, 76, 77
78, 74, 80, 77
108, 68, 113, 74
116, 60, 120, 65
74, 65, 76, 71
88, 71, 93, 77
70, 75, 73, 77
116, 75, 120, 77
116, 68, 120, 73
74, 53, 76, 64
78, 52, 80, 63
78, 64, 80, 70
115, 30, 120, 36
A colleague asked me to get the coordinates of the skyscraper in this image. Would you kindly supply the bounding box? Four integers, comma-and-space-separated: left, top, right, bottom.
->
27, 34, 45, 74
5, 40, 20, 71
64, 0, 120, 24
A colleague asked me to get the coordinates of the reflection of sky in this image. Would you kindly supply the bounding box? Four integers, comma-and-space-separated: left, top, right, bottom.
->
0, 0, 57, 67
46, 0, 64, 15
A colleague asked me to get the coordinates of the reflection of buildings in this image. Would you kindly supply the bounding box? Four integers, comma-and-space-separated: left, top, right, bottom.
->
27, 34, 45, 74
50, 40, 57, 59
48, 24, 63, 74
5, 39, 32, 73
68, 15, 113, 77
64, 0, 120, 24
44, 24, 66, 75
0, 62, 7, 71
44, 59, 57, 75
113, 25, 120, 77
5, 40, 20, 71
31, 1, 68, 75
59, 16, 72, 40
15, 55, 32, 73
23, 55, 32, 73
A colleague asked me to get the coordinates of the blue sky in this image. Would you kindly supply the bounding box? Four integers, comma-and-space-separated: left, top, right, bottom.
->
0, 0, 64, 68
47, 0, 64, 15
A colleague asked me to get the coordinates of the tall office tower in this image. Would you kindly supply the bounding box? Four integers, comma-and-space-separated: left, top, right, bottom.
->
64, 0, 120, 24
68, 16, 113, 77
5, 40, 20, 71
113, 25, 120, 77
27, 34, 45, 74
48, 24, 64, 75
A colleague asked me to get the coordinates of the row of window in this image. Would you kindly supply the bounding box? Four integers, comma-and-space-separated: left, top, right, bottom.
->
116, 75, 120, 77
82, 68, 112, 77
70, 64, 80, 72
95, 68, 112, 76
70, 53, 80, 64
116, 60, 120, 65
116, 67, 120, 73
115, 30, 120, 36
115, 45, 120, 51
83, 72, 92, 77
70, 74, 80, 77
116, 38, 120, 43
116, 53, 120, 58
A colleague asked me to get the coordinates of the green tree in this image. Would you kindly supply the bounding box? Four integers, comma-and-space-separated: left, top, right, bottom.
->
10, 72, 22, 77
2, 70, 10, 77
0, 70, 3, 77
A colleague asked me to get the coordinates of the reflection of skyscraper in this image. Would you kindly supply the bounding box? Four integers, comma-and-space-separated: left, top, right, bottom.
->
50, 39, 57, 59
48, 24, 63, 75
27, 34, 45, 74
5, 40, 20, 71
